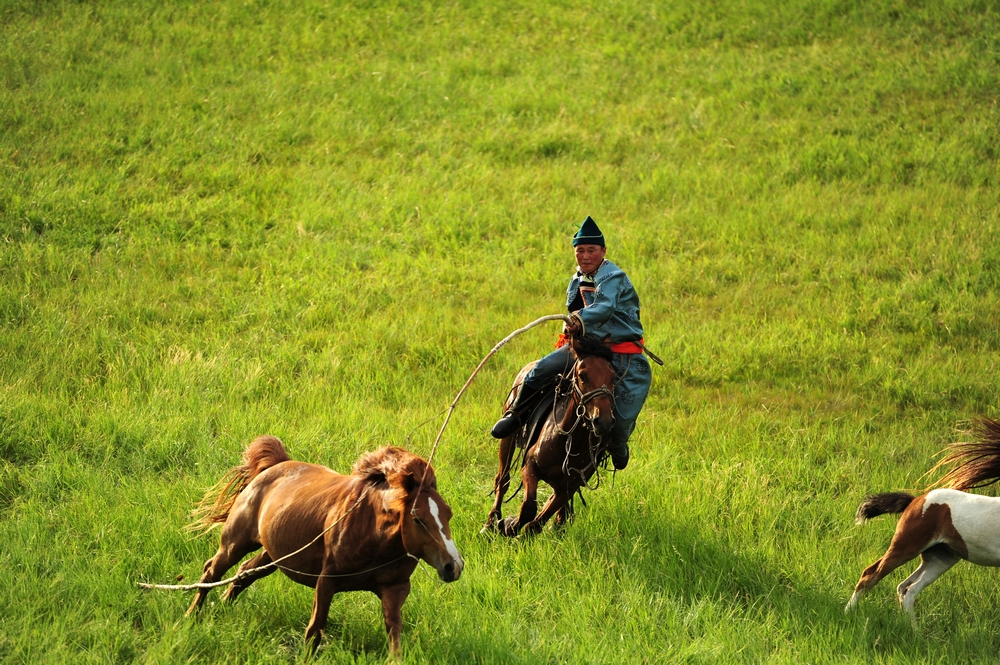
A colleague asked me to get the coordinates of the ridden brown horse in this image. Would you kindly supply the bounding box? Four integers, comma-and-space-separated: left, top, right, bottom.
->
482, 334, 617, 537
847, 417, 1000, 616
185, 436, 464, 656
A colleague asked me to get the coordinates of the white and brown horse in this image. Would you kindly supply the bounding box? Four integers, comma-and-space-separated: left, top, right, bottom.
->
847, 417, 1000, 615
186, 436, 463, 655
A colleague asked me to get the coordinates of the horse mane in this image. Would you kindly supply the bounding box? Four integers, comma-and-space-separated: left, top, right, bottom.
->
353, 446, 434, 509
570, 333, 614, 363
187, 435, 291, 533
929, 417, 1000, 491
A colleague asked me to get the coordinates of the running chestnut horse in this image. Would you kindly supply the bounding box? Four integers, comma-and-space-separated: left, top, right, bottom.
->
185, 436, 463, 656
847, 417, 1000, 615
482, 334, 617, 537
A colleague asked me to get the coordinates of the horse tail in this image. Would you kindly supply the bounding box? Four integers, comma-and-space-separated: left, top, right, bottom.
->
928, 417, 1000, 491
186, 435, 292, 533
854, 492, 916, 524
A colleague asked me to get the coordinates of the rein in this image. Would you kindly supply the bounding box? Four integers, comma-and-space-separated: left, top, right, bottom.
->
553, 361, 616, 490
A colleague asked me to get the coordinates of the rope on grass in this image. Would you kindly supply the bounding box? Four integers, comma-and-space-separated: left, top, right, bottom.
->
412, 314, 572, 509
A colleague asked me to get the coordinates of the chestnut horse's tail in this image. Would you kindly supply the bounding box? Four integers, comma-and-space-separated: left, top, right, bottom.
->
854, 492, 916, 524
929, 417, 1000, 491
186, 435, 291, 533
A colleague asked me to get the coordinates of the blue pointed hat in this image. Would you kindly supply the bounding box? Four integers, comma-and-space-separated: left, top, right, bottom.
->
572, 216, 605, 247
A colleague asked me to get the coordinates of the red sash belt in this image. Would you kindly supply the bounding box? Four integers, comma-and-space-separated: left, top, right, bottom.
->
555, 334, 644, 354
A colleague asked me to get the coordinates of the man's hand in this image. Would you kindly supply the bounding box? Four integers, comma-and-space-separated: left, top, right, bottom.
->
564, 317, 582, 336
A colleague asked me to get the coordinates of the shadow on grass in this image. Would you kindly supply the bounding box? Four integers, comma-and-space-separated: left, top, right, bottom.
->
463, 496, 971, 662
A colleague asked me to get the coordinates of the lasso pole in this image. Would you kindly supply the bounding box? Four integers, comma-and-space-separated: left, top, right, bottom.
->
413, 314, 571, 506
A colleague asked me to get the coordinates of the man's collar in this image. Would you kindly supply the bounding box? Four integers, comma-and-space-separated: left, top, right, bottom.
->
576, 259, 607, 279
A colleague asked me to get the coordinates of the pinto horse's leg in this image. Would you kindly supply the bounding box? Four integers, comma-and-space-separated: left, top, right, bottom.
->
846, 532, 933, 611
896, 544, 960, 615
482, 435, 517, 534
186, 539, 262, 616
220, 549, 275, 603
377, 581, 412, 657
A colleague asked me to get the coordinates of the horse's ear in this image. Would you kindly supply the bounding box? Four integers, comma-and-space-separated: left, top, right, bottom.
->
403, 472, 418, 494
602, 335, 612, 346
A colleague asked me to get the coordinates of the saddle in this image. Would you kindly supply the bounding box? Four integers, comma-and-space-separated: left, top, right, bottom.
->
514, 382, 556, 451
508, 374, 581, 454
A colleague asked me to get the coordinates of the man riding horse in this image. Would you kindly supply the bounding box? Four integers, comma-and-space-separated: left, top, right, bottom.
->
491, 216, 652, 470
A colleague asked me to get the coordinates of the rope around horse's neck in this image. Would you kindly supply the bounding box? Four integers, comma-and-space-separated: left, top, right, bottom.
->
139, 484, 375, 592
412, 314, 571, 507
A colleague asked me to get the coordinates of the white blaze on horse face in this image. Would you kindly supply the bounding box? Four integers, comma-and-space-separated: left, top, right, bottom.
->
427, 498, 462, 563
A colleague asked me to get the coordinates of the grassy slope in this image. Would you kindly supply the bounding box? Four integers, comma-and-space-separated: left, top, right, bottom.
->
1, 0, 999, 662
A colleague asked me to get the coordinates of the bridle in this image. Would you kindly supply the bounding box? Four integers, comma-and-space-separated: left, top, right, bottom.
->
554, 358, 616, 438
554, 354, 618, 489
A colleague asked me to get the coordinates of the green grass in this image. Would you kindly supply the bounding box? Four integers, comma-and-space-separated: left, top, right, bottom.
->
2, 0, 1000, 662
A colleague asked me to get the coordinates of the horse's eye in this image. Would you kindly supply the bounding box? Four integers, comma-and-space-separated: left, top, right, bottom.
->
579, 372, 589, 383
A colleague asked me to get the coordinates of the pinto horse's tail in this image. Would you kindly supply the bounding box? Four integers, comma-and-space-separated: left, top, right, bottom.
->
186, 435, 291, 533
854, 492, 916, 525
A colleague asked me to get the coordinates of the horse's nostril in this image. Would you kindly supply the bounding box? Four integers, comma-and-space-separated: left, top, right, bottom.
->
444, 562, 454, 574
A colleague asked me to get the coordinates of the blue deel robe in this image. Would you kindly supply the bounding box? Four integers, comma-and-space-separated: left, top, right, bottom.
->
521, 260, 651, 447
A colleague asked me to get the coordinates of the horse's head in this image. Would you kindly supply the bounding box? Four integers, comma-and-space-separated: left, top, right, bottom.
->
354, 447, 464, 583
569, 334, 616, 437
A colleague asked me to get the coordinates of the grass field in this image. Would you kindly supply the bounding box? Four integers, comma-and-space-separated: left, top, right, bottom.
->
2, 0, 1000, 662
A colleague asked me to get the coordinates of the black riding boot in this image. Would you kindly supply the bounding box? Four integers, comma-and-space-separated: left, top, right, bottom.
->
490, 386, 538, 439
608, 440, 630, 470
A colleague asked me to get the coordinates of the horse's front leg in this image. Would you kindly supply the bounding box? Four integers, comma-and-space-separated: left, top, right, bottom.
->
377, 581, 411, 658
304, 562, 340, 651
482, 435, 517, 533
524, 486, 572, 536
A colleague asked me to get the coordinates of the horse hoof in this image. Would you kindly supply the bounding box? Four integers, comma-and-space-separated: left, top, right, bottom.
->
521, 522, 542, 537
499, 517, 520, 537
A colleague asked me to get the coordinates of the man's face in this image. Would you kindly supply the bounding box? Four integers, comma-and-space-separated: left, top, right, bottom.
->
574, 244, 607, 275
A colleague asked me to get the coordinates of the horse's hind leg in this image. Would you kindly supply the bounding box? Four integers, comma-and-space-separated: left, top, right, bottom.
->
896, 545, 960, 615
221, 549, 275, 603
482, 435, 518, 533
846, 525, 932, 611
186, 524, 262, 616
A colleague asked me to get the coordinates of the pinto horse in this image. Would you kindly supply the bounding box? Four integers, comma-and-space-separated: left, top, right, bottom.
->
847, 417, 1000, 615
482, 334, 617, 537
185, 436, 463, 655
